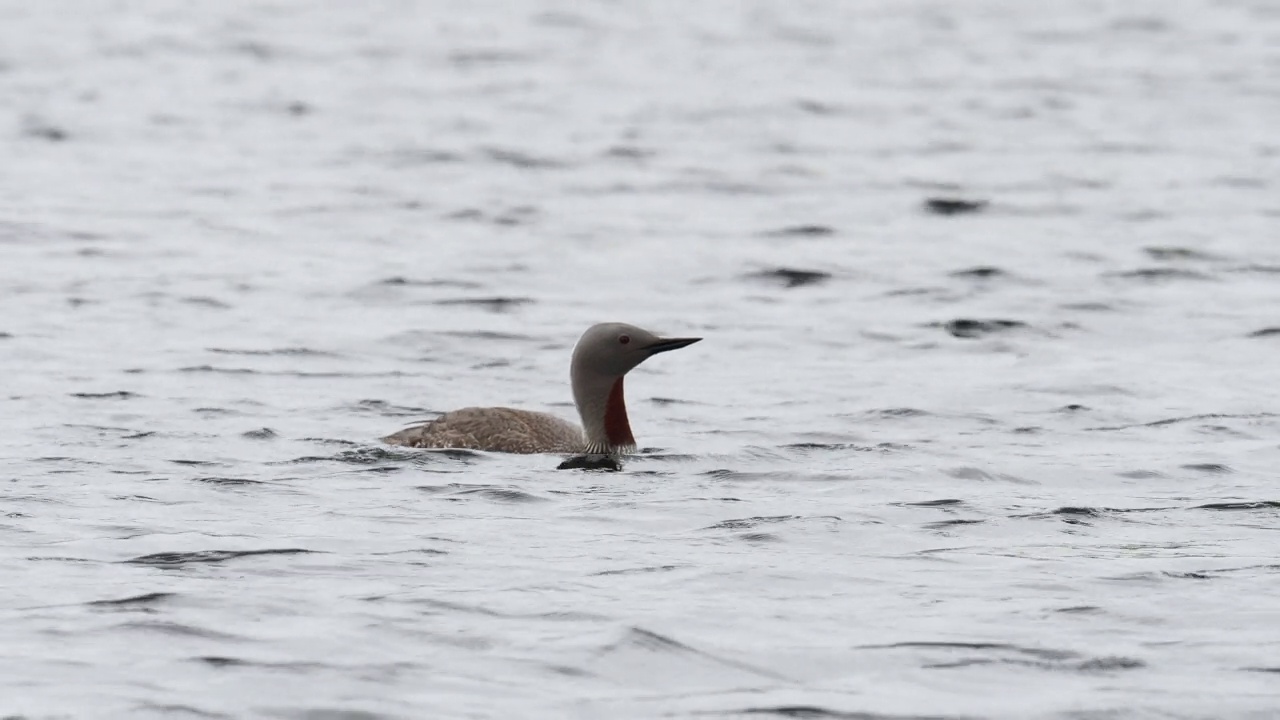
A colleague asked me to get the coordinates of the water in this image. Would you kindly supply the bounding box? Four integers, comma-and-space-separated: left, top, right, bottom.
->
3, 1, 1280, 717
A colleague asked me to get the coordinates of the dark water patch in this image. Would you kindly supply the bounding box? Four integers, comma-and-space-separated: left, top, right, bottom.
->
1243, 666, 1280, 674
761, 224, 836, 238
444, 208, 484, 221
270, 709, 397, 720
949, 266, 1007, 279
861, 641, 1072, 660
1055, 605, 1102, 613
375, 276, 482, 289
1057, 404, 1089, 412
702, 469, 782, 481
1107, 268, 1213, 281
489, 207, 539, 226
1181, 463, 1233, 474
706, 468, 870, 482
193, 476, 268, 486
24, 121, 70, 142
369, 548, 449, 559
1071, 656, 1146, 671
1087, 412, 1279, 431
882, 286, 950, 298
867, 407, 930, 419
301, 437, 361, 447
1143, 246, 1225, 262
69, 390, 139, 399
861, 641, 1142, 673
1229, 264, 1280, 274
781, 443, 884, 454
1051, 506, 1103, 517
135, 702, 231, 718
484, 147, 566, 169
123, 431, 155, 439
169, 459, 222, 467
1165, 571, 1213, 580
601, 627, 789, 680
899, 499, 964, 507
444, 206, 537, 226
111, 494, 176, 504
62, 424, 150, 439
724, 706, 961, 719
196, 656, 250, 667
165, 456, 222, 468
740, 532, 780, 542
27, 556, 96, 563
207, 346, 339, 357
118, 621, 244, 640
649, 396, 702, 405
1248, 327, 1280, 338
441, 485, 548, 503
124, 548, 316, 567
923, 197, 987, 215
1195, 424, 1256, 438
417, 448, 482, 461
796, 98, 843, 115
409, 597, 603, 622
1018, 505, 1174, 520
593, 564, 681, 576
87, 591, 176, 607
242, 427, 277, 440
0, 331, 12, 338
191, 656, 333, 676
1195, 501, 1280, 511
934, 318, 1027, 338
350, 399, 433, 416
182, 296, 231, 309
924, 519, 984, 529
604, 145, 655, 160
558, 454, 622, 471
746, 267, 831, 288
705, 515, 804, 530
194, 407, 243, 416
432, 296, 534, 311
1060, 301, 1114, 311
179, 365, 257, 374
286, 446, 475, 466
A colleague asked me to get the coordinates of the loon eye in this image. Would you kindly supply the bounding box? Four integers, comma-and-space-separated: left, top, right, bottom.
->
618, 334, 631, 345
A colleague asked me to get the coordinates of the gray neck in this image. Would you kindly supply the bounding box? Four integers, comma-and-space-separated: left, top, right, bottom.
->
572, 369, 616, 454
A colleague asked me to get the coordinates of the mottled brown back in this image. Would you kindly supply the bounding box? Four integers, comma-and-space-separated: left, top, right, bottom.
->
382, 407, 585, 454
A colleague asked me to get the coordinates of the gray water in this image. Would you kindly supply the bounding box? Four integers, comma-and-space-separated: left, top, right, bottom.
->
3, 2, 1280, 718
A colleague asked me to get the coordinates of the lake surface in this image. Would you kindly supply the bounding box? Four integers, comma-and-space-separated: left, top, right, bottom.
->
3, 1, 1279, 718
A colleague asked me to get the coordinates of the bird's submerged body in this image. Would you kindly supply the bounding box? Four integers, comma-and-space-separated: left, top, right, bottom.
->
383, 407, 585, 454
381, 323, 699, 456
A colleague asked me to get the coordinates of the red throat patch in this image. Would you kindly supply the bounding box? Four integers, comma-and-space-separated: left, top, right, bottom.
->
604, 377, 635, 449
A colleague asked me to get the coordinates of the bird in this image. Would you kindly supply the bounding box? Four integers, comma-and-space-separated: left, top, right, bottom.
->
382, 322, 701, 456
